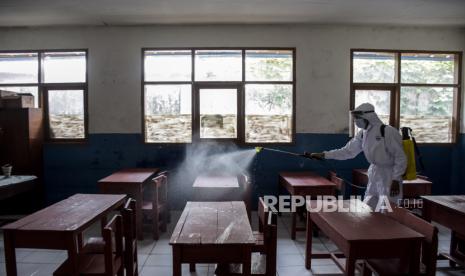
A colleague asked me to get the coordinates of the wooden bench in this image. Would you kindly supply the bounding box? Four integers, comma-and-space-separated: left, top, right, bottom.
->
170, 201, 255, 276
305, 199, 424, 276
422, 195, 465, 268
279, 171, 337, 239
98, 168, 159, 240
363, 206, 438, 276
217, 197, 278, 275
2, 193, 126, 276
54, 214, 125, 276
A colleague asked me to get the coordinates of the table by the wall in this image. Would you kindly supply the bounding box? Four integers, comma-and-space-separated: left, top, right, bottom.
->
2, 193, 126, 276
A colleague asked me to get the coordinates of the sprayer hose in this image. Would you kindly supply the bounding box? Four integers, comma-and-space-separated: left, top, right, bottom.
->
309, 158, 367, 190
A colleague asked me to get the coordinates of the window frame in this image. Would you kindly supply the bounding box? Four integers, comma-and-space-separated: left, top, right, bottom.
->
141, 47, 296, 145
350, 49, 462, 145
0, 49, 89, 143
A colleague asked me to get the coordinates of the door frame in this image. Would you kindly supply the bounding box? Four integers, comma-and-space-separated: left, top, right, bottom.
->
350, 84, 397, 135
193, 83, 243, 142
42, 85, 88, 142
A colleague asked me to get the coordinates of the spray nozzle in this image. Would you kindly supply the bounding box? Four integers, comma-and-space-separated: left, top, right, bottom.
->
255, 147, 263, 153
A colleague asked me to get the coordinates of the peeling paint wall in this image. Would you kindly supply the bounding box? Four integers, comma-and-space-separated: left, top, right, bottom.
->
0, 24, 464, 134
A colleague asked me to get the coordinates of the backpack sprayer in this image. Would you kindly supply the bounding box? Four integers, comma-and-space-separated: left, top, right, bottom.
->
255, 147, 366, 189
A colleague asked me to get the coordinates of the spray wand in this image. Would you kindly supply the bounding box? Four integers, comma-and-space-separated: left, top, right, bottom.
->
255, 147, 365, 190
255, 147, 322, 160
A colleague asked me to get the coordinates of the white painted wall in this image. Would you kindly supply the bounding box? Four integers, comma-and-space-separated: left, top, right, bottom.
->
0, 25, 464, 134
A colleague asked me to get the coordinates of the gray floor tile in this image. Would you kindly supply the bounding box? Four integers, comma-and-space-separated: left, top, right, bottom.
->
145, 254, 173, 266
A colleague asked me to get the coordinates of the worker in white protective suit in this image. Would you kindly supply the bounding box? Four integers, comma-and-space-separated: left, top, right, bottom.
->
308, 103, 407, 209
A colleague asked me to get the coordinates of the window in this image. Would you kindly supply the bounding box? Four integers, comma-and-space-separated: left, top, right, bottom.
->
46, 89, 85, 139
351, 50, 461, 144
195, 50, 242, 81
143, 48, 295, 144
144, 84, 192, 143
199, 88, 238, 139
0, 50, 88, 141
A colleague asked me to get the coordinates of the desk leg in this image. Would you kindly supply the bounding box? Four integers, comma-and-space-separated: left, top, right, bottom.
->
242, 246, 251, 276
305, 212, 312, 269
173, 246, 181, 276
100, 216, 108, 233
422, 200, 432, 222
450, 231, 459, 267
4, 230, 17, 276
136, 196, 144, 240
291, 211, 297, 240
345, 257, 356, 276
67, 234, 79, 276
409, 240, 421, 276
77, 233, 84, 251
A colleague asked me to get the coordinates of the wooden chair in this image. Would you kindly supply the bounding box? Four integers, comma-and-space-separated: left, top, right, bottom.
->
54, 215, 124, 276
82, 199, 138, 276
122, 199, 138, 276
142, 171, 169, 240
217, 197, 278, 276
362, 207, 438, 276
328, 171, 345, 197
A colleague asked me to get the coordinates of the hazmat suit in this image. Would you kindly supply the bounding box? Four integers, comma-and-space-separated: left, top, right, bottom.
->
312, 103, 407, 209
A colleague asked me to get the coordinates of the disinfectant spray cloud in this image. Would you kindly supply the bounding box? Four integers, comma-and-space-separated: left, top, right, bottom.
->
170, 142, 257, 188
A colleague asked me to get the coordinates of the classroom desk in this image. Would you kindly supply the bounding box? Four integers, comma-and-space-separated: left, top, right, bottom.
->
305, 199, 424, 276
98, 168, 159, 240
0, 175, 37, 201
170, 201, 255, 276
422, 195, 465, 267
2, 193, 126, 276
192, 174, 251, 218
279, 171, 336, 239
353, 169, 432, 205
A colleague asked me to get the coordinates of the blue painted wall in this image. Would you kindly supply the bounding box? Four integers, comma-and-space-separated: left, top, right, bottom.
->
43, 133, 464, 208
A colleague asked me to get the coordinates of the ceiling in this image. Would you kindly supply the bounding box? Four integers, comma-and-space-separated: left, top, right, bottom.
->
1, 0, 464, 27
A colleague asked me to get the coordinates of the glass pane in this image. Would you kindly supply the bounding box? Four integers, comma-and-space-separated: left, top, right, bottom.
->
144, 50, 192, 81
400, 86, 454, 143
353, 52, 396, 83
0, 53, 38, 84
43, 52, 86, 83
47, 90, 85, 139
401, 53, 456, 84
354, 89, 391, 132
195, 50, 242, 81
245, 50, 293, 81
144, 85, 192, 143
245, 84, 293, 143
199, 88, 237, 138
0, 86, 39, 108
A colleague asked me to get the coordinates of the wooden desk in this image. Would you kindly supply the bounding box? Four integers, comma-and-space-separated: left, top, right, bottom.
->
2, 193, 126, 276
170, 201, 255, 276
353, 169, 432, 199
305, 199, 424, 276
0, 175, 37, 201
98, 168, 159, 240
192, 174, 251, 218
192, 174, 240, 200
279, 171, 336, 239
422, 195, 465, 267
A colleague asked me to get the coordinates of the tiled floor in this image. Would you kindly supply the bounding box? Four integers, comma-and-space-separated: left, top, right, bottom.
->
1, 211, 464, 275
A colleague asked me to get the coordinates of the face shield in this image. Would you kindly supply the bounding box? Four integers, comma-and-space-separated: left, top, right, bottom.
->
349, 110, 374, 135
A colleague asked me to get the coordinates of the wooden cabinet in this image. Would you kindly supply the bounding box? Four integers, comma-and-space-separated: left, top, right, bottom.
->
0, 108, 44, 177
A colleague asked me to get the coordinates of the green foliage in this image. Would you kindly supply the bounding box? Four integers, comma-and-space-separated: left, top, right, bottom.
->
354, 57, 454, 116
248, 58, 292, 112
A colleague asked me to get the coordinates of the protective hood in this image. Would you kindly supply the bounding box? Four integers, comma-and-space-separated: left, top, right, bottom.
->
352, 103, 383, 127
